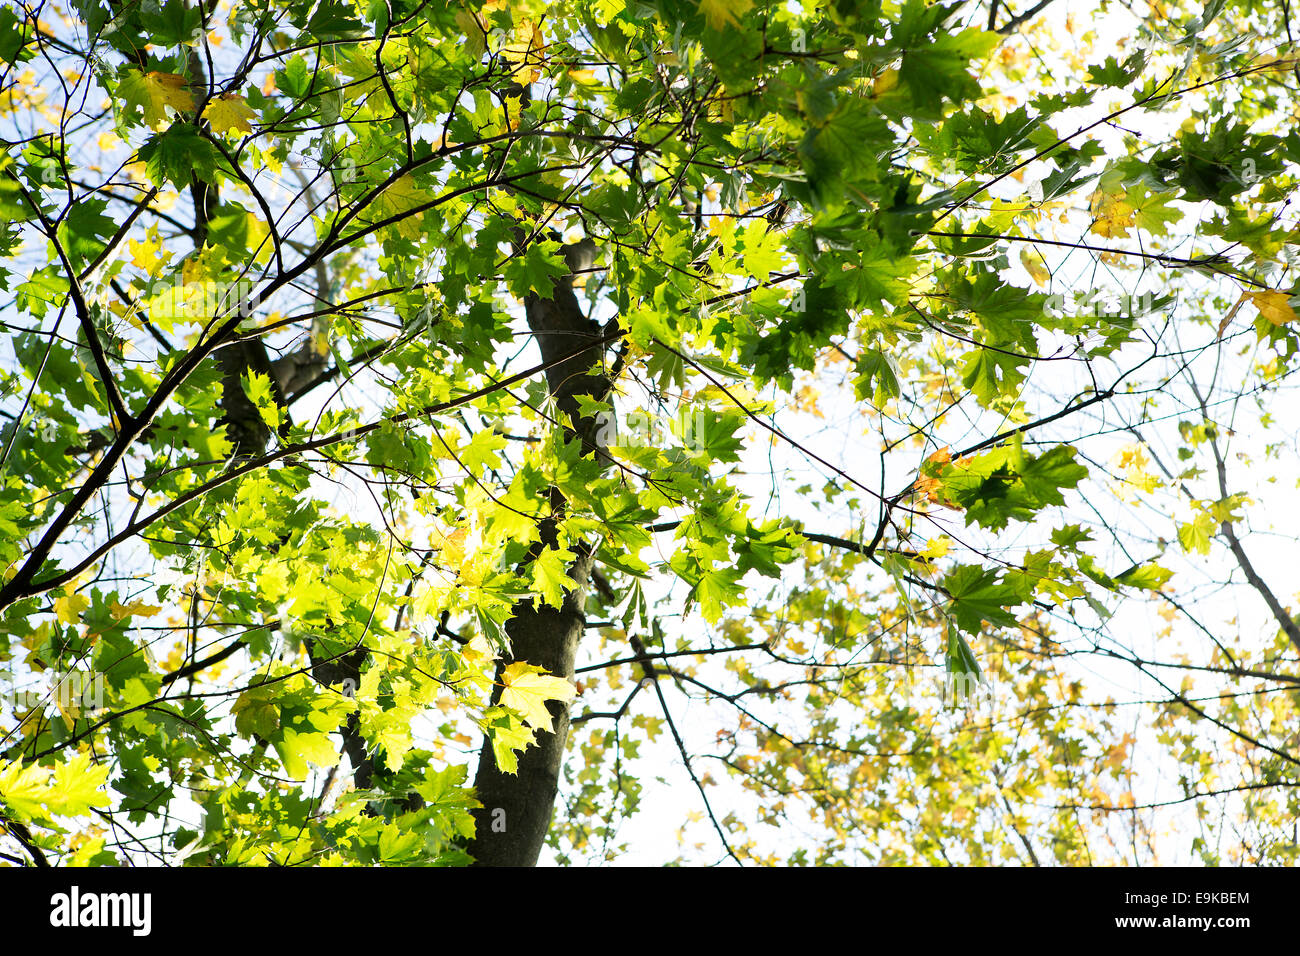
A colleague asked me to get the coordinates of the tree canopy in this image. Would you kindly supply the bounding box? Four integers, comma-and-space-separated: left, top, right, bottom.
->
1, 0, 1298, 866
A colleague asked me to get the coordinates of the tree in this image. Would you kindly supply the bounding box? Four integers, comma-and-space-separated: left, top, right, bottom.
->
0, 0, 1297, 867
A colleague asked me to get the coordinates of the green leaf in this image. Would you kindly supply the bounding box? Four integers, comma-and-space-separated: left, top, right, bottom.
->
939, 443, 1086, 530
896, 1, 998, 118
853, 348, 901, 402
1086, 54, 1145, 87
233, 687, 281, 739
136, 125, 225, 187
532, 546, 577, 609
57, 199, 117, 271
944, 564, 1023, 635
1178, 511, 1216, 556
503, 240, 569, 300
1017, 444, 1089, 506
944, 622, 984, 699
273, 727, 339, 780
138, 0, 203, 47
694, 566, 745, 623
1115, 562, 1173, 591
116, 68, 194, 129
482, 708, 535, 776
961, 347, 1028, 407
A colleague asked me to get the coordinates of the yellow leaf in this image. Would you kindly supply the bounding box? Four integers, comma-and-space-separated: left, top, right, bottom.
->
925, 446, 953, 468
245, 211, 272, 263
128, 225, 172, 275
1089, 190, 1134, 238
121, 70, 194, 129
203, 93, 257, 135
1250, 289, 1297, 325
1112, 442, 1162, 496
109, 599, 162, 622
919, 536, 952, 560
873, 67, 900, 96
432, 428, 465, 462
310, 317, 331, 358
698, 0, 753, 31
438, 526, 469, 568
1020, 247, 1051, 287
0, 759, 50, 820
499, 662, 576, 733
501, 93, 522, 132
369, 173, 429, 239
502, 19, 546, 83
54, 591, 90, 625
567, 67, 598, 84
462, 633, 496, 668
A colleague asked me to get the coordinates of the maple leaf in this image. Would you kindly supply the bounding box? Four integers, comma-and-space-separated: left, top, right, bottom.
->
203, 93, 257, 135
109, 599, 162, 621
504, 240, 569, 301
454, 8, 489, 58
532, 545, 576, 608
242, 369, 282, 429
368, 173, 429, 239
233, 688, 280, 740
1178, 511, 1216, 556
873, 68, 901, 97
698, 0, 753, 31
0, 759, 49, 821
1250, 289, 1297, 325
274, 728, 339, 779
502, 18, 547, 83
962, 346, 1029, 406
926, 446, 954, 468
943, 564, 1023, 634
53, 589, 89, 624
118, 69, 194, 129
482, 708, 535, 774
919, 536, 952, 560
49, 752, 112, 816
1125, 183, 1183, 236
1020, 247, 1050, 287
499, 662, 576, 733
1089, 189, 1134, 238
128, 226, 173, 275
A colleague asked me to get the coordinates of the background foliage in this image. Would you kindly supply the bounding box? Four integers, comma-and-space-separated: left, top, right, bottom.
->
1, 0, 1298, 865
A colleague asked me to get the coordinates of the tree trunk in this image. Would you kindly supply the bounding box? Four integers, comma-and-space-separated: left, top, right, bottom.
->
466, 559, 592, 866
466, 237, 613, 865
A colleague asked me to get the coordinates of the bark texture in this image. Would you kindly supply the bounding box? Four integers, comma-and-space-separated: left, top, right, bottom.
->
465, 560, 593, 866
